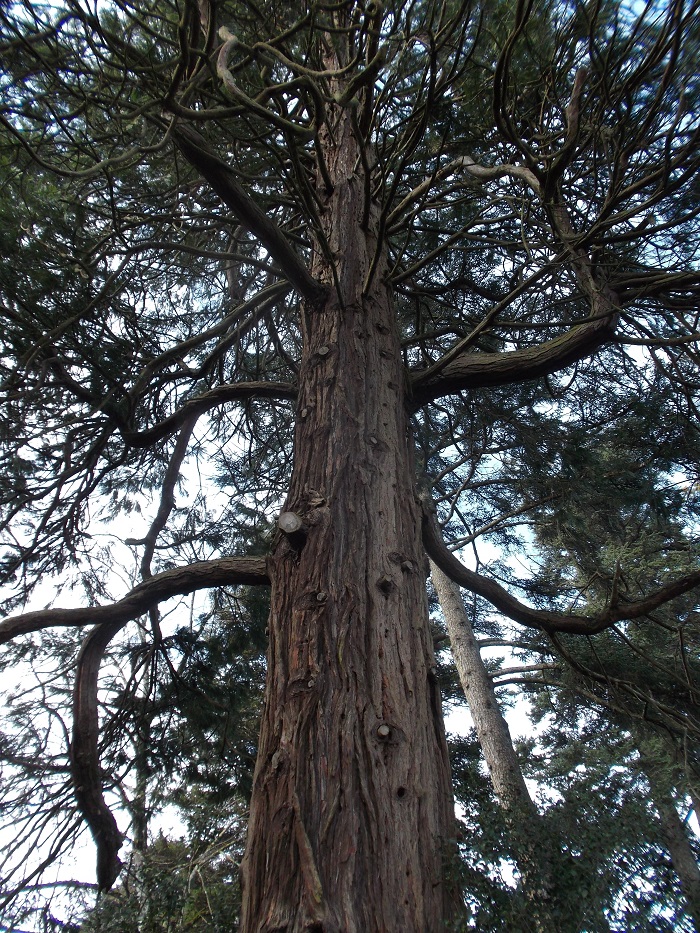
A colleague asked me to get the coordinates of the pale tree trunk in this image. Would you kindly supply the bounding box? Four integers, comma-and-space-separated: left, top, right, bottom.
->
239, 104, 461, 931
639, 753, 700, 930
431, 562, 564, 932
130, 732, 151, 929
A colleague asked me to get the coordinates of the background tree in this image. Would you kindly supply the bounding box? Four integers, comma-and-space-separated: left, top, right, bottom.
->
1, 0, 700, 930
446, 388, 700, 929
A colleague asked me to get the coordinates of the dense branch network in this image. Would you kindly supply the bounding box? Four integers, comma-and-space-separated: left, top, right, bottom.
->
0, 0, 699, 918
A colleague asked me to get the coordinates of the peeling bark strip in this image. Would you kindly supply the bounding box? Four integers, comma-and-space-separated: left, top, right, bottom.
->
239, 105, 460, 932
0, 557, 269, 645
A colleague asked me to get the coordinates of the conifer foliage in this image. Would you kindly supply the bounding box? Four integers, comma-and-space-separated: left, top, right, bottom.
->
1, 0, 699, 929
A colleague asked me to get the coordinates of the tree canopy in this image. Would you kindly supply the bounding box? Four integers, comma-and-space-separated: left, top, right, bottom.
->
1, 0, 699, 929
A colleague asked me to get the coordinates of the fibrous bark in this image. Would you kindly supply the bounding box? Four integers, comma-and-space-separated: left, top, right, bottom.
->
239, 105, 460, 932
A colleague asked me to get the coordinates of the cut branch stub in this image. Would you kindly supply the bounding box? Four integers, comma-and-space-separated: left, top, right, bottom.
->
278, 511, 308, 550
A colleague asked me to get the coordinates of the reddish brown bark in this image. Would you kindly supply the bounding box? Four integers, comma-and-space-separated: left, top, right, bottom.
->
239, 109, 460, 932
71, 619, 125, 891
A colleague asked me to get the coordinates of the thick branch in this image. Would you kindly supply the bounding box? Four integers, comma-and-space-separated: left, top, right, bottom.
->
172, 124, 325, 304
409, 312, 617, 406
455, 154, 542, 196
421, 496, 700, 635
122, 381, 297, 448
127, 281, 291, 400
0, 557, 270, 645
406, 131, 624, 406
71, 620, 125, 891
70, 421, 259, 893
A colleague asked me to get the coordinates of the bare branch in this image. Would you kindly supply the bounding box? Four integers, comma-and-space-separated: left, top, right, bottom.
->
409, 310, 617, 406
140, 415, 198, 578
421, 494, 700, 635
453, 154, 542, 197
0, 557, 270, 645
122, 382, 297, 448
71, 620, 125, 891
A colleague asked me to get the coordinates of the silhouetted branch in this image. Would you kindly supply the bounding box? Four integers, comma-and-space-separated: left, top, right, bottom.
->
421, 494, 700, 635
0, 557, 270, 645
71, 620, 126, 891
172, 124, 326, 304
122, 382, 297, 448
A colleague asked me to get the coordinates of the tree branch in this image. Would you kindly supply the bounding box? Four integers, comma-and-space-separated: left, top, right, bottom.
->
171, 124, 326, 304
409, 311, 617, 406
71, 619, 125, 892
0, 557, 270, 645
122, 381, 297, 448
140, 416, 198, 578
421, 494, 700, 635
453, 154, 542, 197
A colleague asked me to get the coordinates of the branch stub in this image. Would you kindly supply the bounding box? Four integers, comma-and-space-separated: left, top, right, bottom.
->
279, 511, 304, 534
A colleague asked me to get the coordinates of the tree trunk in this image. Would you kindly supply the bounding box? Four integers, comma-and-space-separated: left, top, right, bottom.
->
239, 108, 460, 931
431, 563, 563, 932
653, 786, 700, 931
641, 757, 700, 931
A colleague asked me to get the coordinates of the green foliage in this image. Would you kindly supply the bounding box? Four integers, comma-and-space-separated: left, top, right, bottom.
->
0, 0, 699, 928
82, 827, 245, 933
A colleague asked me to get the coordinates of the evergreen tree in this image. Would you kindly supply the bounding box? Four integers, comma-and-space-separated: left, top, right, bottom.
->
0, 0, 699, 929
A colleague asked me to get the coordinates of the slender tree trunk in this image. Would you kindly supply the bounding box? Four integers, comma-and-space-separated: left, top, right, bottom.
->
431, 563, 564, 932
653, 786, 700, 931
640, 755, 700, 931
130, 654, 153, 929
131, 732, 151, 929
239, 107, 460, 930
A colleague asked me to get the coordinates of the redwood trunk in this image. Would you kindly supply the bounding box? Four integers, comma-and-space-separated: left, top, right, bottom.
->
239, 111, 459, 931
